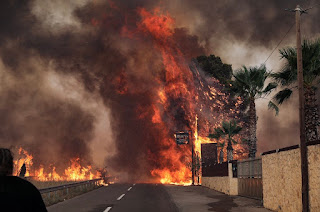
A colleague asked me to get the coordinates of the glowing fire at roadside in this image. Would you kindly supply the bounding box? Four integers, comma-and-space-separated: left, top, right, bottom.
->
126, 7, 246, 185
135, 8, 195, 185
13, 148, 33, 177
13, 148, 100, 181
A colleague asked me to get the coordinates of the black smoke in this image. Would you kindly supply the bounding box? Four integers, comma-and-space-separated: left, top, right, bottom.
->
0, 0, 319, 179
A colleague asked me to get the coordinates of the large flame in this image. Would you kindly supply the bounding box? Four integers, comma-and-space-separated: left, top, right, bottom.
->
114, 6, 248, 185
13, 148, 100, 181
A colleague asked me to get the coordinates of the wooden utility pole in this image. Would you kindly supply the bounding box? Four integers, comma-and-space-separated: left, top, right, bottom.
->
190, 130, 195, 185
295, 5, 309, 212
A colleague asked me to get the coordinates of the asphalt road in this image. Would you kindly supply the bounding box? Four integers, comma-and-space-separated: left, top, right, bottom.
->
47, 183, 270, 212
47, 183, 178, 212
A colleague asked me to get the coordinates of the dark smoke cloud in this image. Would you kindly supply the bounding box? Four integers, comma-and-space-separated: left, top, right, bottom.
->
166, 0, 319, 48
0, 0, 109, 171
0, 51, 95, 170
1, 0, 319, 179
0, 0, 198, 180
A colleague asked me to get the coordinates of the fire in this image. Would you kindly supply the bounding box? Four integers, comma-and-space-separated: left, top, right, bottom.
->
130, 7, 246, 185
151, 167, 191, 186
13, 3, 248, 186
138, 8, 175, 41
135, 8, 196, 185
13, 147, 33, 177
14, 148, 100, 181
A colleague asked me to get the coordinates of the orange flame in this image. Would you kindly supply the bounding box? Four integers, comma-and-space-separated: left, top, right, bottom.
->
14, 148, 100, 181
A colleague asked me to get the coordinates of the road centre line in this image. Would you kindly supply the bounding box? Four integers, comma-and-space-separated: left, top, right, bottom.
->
103, 206, 112, 212
128, 186, 132, 191
117, 194, 125, 200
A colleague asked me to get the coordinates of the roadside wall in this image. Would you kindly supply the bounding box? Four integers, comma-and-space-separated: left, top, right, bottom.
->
202, 176, 229, 194
262, 143, 320, 212
202, 163, 238, 195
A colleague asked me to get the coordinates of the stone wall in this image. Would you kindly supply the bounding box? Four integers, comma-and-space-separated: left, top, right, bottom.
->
262, 144, 320, 212
202, 176, 229, 194
202, 163, 238, 195
228, 163, 238, 195
308, 144, 320, 212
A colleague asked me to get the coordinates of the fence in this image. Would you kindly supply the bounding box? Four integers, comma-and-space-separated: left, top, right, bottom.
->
237, 158, 263, 200
237, 158, 262, 178
202, 162, 228, 177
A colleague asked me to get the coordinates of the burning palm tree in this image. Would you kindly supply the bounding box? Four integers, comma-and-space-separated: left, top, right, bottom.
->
208, 120, 242, 161
217, 141, 225, 163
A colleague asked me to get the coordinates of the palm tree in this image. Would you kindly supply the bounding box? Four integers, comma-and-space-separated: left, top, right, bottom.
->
270, 39, 320, 142
217, 141, 225, 163
208, 120, 242, 161
232, 65, 277, 158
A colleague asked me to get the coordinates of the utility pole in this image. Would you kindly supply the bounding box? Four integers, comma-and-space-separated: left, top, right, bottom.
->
295, 5, 309, 212
190, 130, 195, 185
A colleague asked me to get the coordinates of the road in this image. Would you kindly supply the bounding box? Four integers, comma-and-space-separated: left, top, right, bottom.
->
47, 183, 178, 212
47, 183, 270, 212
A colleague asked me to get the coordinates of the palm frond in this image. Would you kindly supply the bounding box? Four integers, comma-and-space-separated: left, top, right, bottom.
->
208, 127, 224, 139
232, 64, 273, 101
231, 138, 238, 144
268, 101, 279, 116
276, 38, 320, 88
209, 120, 242, 143
217, 141, 225, 148
262, 82, 277, 94
274, 88, 293, 105
271, 68, 296, 86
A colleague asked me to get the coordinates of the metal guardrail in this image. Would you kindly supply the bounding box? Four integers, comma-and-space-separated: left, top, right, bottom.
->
39, 178, 102, 194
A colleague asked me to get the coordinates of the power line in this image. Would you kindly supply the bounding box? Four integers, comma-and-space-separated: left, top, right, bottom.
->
304, 0, 312, 9
304, 2, 320, 11
263, 22, 295, 65
263, 2, 320, 66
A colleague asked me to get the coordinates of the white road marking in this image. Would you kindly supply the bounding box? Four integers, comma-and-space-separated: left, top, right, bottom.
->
127, 186, 132, 191
133, 184, 136, 186
103, 207, 112, 212
117, 194, 125, 200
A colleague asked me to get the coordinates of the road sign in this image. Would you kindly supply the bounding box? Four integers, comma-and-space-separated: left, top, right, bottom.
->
175, 132, 189, 144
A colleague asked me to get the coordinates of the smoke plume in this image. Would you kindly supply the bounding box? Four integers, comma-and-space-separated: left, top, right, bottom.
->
0, 0, 319, 180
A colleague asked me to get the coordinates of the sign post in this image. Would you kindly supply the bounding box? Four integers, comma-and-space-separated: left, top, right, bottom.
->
175, 131, 194, 185
175, 132, 189, 144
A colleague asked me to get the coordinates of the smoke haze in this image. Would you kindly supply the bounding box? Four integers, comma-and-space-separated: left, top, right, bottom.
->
0, 0, 319, 179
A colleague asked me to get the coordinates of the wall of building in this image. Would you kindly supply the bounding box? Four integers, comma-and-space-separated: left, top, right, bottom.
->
202, 163, 238, 195
262, 144, 320, 212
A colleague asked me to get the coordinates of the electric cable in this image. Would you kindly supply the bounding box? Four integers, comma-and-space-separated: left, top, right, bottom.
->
263, 22, 295, 65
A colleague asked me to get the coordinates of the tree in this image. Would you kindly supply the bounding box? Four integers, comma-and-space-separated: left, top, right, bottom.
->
232, 65, 277, 158
208, 120, 242, 161
217, 141, 225, 163
270, 39, 320, 142
197, 55, 233, 87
